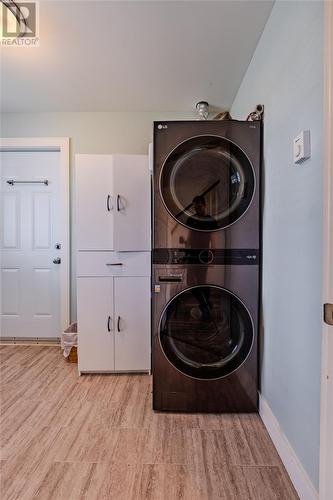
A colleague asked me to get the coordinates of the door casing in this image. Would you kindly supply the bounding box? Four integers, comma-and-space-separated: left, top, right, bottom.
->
0, 137, 70, 336
320, 2, 333, 498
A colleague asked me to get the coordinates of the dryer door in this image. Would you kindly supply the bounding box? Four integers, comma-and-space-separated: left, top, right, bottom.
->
160, 136, 255, 231
159, 285, 254, 379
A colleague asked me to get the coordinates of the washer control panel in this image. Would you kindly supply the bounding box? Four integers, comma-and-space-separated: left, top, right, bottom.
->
153, 249, 259, 265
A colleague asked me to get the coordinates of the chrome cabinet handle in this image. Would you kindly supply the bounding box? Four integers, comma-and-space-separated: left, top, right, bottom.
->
107, 195, 112, 212
116, 194, 121, 211
117, 316, 121, 332
106, 263, 123, 266
107, 316, 111, 332
53, 258, 61, 264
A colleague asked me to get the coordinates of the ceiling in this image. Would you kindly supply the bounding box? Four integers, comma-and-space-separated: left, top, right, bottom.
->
0, 0, 274, 113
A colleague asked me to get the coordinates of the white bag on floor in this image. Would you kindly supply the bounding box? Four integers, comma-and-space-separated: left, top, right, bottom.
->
61, 323, 78, 358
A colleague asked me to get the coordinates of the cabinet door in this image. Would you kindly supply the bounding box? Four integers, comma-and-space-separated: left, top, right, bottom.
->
77, 277, 114, 372
114, 277, 150, 371
76, 155, 114, 250
113, 155, 150, 251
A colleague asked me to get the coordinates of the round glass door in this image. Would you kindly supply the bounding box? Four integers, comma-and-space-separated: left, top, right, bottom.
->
160, 135, 255, 231
159, 285, 253, 379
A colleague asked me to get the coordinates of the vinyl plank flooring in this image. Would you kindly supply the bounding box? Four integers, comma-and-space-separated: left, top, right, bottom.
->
112, 388, 152, 428
111, 428, 150, 464
190, 462, 246, 500
236, 414, 282, 465
230, 465, 299, 500
0, 399, 45, 457
143, 420, 188, 465
52, 421, 119, 464
151, 411, 200, 430
0, 345, 299, 500
0, 426, 63, 499
33, 462, 137, 500
186, 429, 231, 467
129, 464, 195, 500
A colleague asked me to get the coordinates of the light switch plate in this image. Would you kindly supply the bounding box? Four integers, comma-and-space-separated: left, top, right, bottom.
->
293, 130, 311, 164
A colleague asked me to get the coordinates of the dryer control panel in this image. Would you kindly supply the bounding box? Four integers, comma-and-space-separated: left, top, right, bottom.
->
152, 248, 259, 265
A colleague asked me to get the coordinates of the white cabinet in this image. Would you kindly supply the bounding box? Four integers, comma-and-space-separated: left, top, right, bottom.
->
114, 277, 150, 371
77, 277, 115, 372
113, 155, 151, 251
77, 275, 150, 373
76, 155, 114, 251
76, 154, 150, 251
76, 153, 151, 373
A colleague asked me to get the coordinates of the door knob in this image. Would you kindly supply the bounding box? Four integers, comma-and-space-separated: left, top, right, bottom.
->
53, 257, 61, 264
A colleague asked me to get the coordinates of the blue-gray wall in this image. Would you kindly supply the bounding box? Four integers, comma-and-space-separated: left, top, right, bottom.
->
231, 0, 323, 489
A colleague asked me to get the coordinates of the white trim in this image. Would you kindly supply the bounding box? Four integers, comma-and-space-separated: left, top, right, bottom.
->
320, 1, 333, 499
259, 396, 318, 500
0, 137, 70, 333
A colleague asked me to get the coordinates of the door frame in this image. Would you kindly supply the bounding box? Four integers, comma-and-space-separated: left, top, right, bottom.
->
320, 1, 333, 498
0, 137, 70, 336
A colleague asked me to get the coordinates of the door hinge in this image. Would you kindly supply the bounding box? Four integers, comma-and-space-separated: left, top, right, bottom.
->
324, 303, 333, 326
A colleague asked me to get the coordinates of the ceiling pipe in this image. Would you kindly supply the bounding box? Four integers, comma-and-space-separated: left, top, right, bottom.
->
195, 101, 209, 120
246, 104, 264, 121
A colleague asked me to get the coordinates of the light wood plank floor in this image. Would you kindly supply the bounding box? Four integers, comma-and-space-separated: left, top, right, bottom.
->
0, 345, 298, 500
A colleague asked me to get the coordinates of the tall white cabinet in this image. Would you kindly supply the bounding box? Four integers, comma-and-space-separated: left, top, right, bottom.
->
75, 154, 151, 374
76, 154, 150, 251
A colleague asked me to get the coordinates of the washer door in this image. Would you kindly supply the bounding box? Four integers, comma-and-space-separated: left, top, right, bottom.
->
160, 135, 255, 231
159, 285, 254, 379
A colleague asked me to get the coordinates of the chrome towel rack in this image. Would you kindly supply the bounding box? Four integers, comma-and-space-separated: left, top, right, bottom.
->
6, 179, 49, 186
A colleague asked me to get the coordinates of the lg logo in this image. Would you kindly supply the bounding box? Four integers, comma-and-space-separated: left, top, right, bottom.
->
157, 124, 168, 130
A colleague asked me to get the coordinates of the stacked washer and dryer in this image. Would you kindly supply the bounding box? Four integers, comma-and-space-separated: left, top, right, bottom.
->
152, 120, 261, 413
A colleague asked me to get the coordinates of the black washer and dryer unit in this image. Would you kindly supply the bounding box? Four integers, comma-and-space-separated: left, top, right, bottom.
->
153, 120, 261, 251
152, 120, 261, 413
152, 250, 259, 412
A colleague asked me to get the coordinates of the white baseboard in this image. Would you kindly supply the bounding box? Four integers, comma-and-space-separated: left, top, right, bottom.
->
259, 395, 318, 500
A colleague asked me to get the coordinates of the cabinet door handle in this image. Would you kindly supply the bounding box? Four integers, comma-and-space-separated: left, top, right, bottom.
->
106, 263, 123, 266
107, 315, 111, 332
107, 195, 112, 212
116, 194, 121, 211
117, 316, 121, 332
159, 275, 182, 282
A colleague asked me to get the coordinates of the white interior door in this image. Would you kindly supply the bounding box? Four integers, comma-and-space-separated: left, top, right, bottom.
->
113, 155, 150, 251
77, 277, 114, 372
76, 155, 114, 251
114, 276, 150, 371
1, 151, 61, 339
